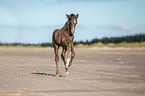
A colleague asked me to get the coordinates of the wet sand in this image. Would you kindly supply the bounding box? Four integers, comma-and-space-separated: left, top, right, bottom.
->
0, 47, 145, 96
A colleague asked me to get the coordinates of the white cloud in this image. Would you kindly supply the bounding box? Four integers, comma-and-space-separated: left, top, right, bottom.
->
97, 24, 134, 31
117, 25, 134, 31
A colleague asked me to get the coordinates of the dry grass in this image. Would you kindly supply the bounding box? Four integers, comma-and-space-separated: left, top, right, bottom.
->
1, 42, 145, 48
75, 42, 145, 48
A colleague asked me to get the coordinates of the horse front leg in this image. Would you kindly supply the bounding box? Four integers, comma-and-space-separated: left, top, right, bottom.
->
61, 47, 67, 68
65, 46, 71, 74
69, 42, 75, 67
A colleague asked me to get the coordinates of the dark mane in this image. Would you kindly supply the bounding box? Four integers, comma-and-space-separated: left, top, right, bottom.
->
70, 14, 75, 17
64, 21, 68, 26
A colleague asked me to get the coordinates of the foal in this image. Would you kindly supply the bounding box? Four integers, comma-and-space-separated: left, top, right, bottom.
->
52, 14, 79, 77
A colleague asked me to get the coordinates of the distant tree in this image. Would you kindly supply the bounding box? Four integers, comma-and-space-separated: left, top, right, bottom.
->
0, 33, 145, 47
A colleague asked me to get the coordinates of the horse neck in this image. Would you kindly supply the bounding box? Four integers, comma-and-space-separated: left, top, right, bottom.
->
63, 20, 70, 32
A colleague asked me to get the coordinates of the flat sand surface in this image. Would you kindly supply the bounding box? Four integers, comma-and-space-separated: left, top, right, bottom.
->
0, 47, 145, 96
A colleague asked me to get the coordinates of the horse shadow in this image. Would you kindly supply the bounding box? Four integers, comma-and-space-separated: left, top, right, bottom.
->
31, 72, 64, 77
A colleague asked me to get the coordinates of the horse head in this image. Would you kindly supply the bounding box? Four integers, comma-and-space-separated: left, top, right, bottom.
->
66, 14, 79, 36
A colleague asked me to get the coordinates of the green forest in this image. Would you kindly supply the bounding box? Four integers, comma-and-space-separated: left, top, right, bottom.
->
0, 33, 145, 48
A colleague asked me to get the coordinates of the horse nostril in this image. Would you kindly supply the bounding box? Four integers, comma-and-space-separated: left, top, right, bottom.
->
70, 32, 73, 36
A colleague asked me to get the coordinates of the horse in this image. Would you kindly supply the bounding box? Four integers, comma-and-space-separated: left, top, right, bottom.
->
52, 14, 79, 77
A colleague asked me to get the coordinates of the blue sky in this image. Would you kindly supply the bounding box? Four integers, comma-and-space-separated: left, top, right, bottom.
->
0, 0, 145, 43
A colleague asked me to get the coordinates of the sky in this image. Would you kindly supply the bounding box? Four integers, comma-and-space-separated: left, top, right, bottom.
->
0, 0, 145, 43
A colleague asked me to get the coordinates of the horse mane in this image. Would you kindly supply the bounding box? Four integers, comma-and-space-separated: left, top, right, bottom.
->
70, 14, 75, 16
64, 21, 69, 26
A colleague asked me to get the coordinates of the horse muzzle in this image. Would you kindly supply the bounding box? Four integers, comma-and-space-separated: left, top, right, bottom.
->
71, 29, 75, 33
70, 32, 74, 36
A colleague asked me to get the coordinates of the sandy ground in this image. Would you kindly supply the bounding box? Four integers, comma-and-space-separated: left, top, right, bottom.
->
0, 47, 145, 96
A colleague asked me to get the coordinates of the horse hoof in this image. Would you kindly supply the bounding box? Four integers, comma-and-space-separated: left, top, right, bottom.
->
65, 66, 69, 68
56, 74, 59, 77
66, 71, 69, 74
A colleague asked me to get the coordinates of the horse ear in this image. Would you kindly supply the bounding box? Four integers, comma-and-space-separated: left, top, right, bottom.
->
66, 14, 71, 19
76, 14, 79, 19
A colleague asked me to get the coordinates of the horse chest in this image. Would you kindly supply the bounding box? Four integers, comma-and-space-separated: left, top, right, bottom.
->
66, 36, 74, 42
61, 35, 74, 46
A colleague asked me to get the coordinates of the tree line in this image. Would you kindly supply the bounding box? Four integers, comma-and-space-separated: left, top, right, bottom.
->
73, 33, 145, 46
0, 33, 145, 47
0, 42, 53, 47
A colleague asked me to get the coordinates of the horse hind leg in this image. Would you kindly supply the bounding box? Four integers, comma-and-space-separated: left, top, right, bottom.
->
54, 45, 59, 77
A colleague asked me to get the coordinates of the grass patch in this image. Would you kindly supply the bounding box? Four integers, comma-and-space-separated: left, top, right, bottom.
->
1, 42, 145, 48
